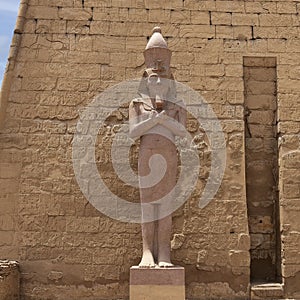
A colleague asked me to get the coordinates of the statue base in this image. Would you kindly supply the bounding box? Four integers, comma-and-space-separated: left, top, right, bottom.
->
130, 266, 185, 300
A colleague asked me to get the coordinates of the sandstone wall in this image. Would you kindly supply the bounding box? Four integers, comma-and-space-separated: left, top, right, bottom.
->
0, 0, 299, 299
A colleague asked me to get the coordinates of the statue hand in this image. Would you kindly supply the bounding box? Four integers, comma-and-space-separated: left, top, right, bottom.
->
157, 110, 168, 124
151, 110, 158, 117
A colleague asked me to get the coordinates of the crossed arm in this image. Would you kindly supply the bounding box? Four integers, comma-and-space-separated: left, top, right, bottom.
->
129, 101, 187, 139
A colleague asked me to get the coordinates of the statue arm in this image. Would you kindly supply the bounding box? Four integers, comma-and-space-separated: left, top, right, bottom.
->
158, 106, 187, 137
179, 105, 187, 130
129, 101, 159, 139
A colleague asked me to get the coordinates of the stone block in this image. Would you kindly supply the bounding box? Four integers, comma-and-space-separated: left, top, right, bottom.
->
283, 249, 300, 265
31, 0, 73, 6
179, 25, 215, 38
253, 27, 277, 39
23, 19, 36, 33
232, 13, 259, 26
66, 20, 90, 34
110, 53, 144, 68
225, 64, 243, 78
36, 19, 67, 34
27, 6, 58, 19
282, 150, 300, 169
245, 95, 276, 110
0, 179, 20, 195
0, 163, 21, 179
278, 79, 300, 93
66, 217, 100, 233
145, 9, 168, 23
0, 261, 20, 300
58, 8, 92, 20
143, 0, 183, 9
0, 195, 16, 215
172, 52, 194, 65
237, 233, 251, 251
0, 231, 14, 246
245, 2, 276, 14
170, 10, 190, 24
84, 0, 112, 7
268, 39, 287, 53
246, 39, 268, 53
283, 183, 300, 199
67, 50, 109, 64
130, 266, 185, 300
244, 57, 276, 68
277, 27, 299, 40
248, 124, 277, 138
57, 79, 89, 92
128, 8, 149, 22
250, 233, 273, 251
183, 0, 215, 11
281, 207, 300, 231
233, 26, 252, 40
245, 81, 276, 95
93, 7, 120, 21
22, 77, 57, 91
190, 11, 210, 25
211, 12, 232, 25
229, 250, 250, 267
247, 110, 275, 125
286, 39, 300, 54
89, 21, 110, 35
244, 67, 276, 82
216, 25, 233, 39
259, 14, 293, 27
223, 39, 247, 53
73, 35, 93, 51
215, 0, 245, 13
93, 36, 126, 52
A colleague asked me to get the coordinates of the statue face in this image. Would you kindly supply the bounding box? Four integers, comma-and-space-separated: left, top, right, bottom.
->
147, 74, 169, 100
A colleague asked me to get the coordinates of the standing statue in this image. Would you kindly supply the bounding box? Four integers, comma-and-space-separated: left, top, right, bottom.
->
129, 27, 186, 267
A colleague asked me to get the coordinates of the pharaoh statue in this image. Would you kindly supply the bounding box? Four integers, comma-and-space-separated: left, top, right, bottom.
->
129, 27, 186, 267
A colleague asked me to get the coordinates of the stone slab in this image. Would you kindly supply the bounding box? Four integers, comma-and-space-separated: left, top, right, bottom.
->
130, 285, 185, 300
130, 266, 185, 285
251, 283, 284, 299
130, 266, 185, 300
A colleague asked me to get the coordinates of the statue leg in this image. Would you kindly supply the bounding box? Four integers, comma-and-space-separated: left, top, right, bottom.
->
158, 214, 174, 267
139, 148, 156, 268
139, 219, 156, 267
139, 201, 156, 267
157, 146, 177, 267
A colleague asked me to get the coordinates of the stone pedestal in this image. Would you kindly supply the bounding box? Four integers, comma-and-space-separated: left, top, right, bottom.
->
130, 266, 185, 300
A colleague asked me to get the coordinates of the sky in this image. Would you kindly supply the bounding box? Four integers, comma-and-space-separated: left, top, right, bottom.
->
0, 0, 20, 87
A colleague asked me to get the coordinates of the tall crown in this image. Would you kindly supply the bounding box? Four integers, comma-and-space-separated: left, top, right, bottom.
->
144, 27, 172, 72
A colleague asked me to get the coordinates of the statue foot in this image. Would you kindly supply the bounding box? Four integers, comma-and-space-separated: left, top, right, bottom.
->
158, 261, 174, 268
139, 252, 156, 268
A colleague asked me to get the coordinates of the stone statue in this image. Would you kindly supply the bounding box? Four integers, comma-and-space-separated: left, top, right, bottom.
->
129, 27, 186, 267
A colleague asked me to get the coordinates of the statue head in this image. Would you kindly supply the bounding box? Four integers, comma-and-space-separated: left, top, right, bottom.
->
138, 27, 176, 102
144, 26, 172, 73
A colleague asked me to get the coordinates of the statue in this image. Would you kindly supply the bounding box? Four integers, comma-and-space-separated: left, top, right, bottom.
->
129, 27, 187, 267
